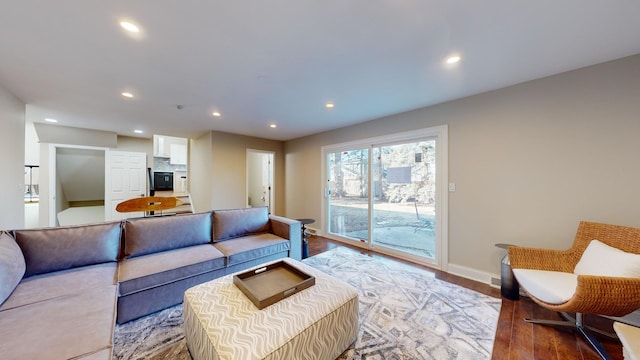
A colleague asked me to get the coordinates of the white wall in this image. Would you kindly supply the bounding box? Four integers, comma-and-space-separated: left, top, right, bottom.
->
33, 122, 117, 148
284, 54, 640, 280
0, 84, 26, 229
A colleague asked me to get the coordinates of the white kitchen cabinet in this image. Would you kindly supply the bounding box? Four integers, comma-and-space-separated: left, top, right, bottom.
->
154, 134, 187, 160
170, 144, 187, 165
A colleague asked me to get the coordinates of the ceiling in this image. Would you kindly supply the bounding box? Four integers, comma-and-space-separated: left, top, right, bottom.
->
1, 1, 639, 141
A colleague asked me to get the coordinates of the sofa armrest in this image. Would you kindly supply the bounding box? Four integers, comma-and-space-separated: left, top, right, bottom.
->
269, 215, 302, 260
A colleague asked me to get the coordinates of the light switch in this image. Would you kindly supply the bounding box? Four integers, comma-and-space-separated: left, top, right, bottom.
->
449, 182, 456, 192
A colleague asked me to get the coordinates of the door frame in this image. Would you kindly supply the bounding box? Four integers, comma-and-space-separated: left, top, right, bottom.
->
246, 149, 275, 213
320, 125, 448, 271
104, 150, 148, 221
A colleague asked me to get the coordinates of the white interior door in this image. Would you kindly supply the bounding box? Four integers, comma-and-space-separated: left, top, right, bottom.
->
246, 150, 275, 213
105, 150, 147, 221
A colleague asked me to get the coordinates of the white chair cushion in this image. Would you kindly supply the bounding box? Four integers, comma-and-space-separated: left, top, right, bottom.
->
512, 269, 577, 304
574, 240, 640, 278
614, 322, 640, 360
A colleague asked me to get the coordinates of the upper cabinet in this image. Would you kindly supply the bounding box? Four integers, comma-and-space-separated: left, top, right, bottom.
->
153, 135, 187, 160
169, 144, 187, 165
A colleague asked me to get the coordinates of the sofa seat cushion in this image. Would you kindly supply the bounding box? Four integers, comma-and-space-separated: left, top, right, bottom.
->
0, 285, 117, 360
213, 233, 290, 266
0, 232, 25, 306
124, 211, 213, 258
213, 207, 270, 242
0, 262, 118, 311
118, 244, 225, 296
14, 222, 121, 277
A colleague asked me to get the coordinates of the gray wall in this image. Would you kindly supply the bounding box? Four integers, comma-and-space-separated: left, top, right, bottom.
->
284, 54, 640, 278
0, 85, 26, 229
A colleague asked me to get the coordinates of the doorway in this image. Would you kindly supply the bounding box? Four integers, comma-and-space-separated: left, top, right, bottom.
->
48, 145, 107, 226
246, 150, 274, 213
45, 146, 147, 226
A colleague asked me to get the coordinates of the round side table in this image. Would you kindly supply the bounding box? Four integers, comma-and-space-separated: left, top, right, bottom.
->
495, 243, 520, 300
296, 218, 315, 259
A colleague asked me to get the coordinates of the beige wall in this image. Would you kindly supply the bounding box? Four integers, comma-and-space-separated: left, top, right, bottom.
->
190, 131, 285, 215
190, 132, 215, 213
117, 135, 153, 168
0, 85, 26, 229
285, 54, 640, 278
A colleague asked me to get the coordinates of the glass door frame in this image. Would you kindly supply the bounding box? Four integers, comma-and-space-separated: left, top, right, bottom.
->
320, 125, 448, 270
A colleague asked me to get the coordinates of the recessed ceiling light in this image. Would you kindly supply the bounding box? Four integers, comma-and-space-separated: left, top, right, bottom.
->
121, 92, 134, 98
212, 112, 221, 117
45, 118, 58, 123
134, 129, 143, 134
446, 55, 461, 64
120, 21, 140, 33
270, 124, 277, 128
325, 102, 335, 108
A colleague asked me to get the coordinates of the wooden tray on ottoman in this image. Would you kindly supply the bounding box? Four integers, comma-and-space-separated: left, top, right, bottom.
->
233, 261, 315, 309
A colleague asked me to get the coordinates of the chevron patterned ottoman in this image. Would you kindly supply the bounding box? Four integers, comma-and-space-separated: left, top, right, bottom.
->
183, 258, 359, 360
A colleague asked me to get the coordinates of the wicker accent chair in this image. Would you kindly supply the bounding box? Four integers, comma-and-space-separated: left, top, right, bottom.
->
508, 221, 640, 360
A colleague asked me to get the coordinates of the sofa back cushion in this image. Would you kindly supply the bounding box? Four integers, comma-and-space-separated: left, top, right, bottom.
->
14, 222, 121, 277
0, 232, 26, 306
124, 211, 213, 258
213, 207, 270, 242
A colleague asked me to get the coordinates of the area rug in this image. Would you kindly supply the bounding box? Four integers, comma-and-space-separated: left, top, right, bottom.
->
113, 247, 501, 359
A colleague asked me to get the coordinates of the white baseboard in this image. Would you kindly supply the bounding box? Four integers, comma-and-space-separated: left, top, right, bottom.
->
448, 263, 500, 289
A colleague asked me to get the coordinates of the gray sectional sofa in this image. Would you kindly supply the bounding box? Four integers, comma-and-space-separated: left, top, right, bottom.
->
0, 206, 301, 360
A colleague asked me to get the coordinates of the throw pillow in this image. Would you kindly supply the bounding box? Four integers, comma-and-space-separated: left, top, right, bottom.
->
0, 232, 26, 306
574, 239, 640, 278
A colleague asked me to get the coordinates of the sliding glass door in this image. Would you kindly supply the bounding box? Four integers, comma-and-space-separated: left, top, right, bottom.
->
372, 140, 436, 259
327, 148, 369, 241
323, 126, 447, 268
